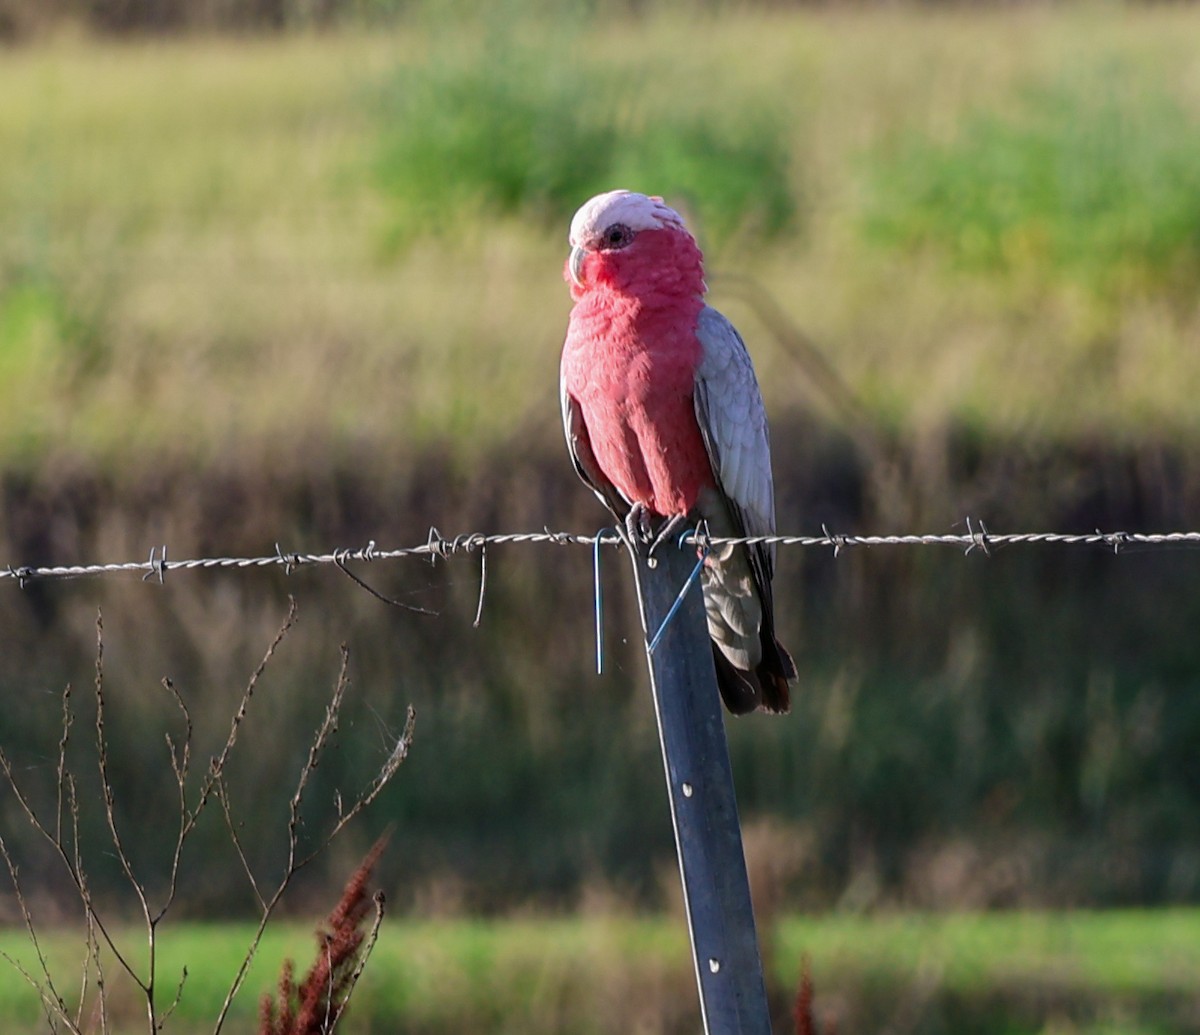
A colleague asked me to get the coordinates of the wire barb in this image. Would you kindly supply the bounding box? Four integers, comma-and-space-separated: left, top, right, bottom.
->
142, 545, 168, 584
7, 566, 33, 589
820, 523, 846, 558
274, 543, 301, 576
964, 517, 991, 557
543, 527, 575, 546
1100, 529, 1129, 555
425, 527, 449, 562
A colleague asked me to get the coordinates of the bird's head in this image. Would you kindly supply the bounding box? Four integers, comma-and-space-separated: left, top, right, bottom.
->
565, 190, 703, 299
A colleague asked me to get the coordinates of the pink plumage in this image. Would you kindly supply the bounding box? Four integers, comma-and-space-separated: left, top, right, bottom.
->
560, 190, 796, 715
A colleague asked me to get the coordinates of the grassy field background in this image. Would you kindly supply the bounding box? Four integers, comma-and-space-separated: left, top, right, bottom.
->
4, 4, 1200, 1033
3, 910, 1199, 1034
3, 5, 1200, 471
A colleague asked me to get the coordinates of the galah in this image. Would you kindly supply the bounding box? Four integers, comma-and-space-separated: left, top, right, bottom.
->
560, 189, 796, 715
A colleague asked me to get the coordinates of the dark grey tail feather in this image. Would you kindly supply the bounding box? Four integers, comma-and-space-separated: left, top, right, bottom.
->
755, 649, 793, 714
711, 646, 762, 715
758, 628, 796, 714
710, 629, 795, 716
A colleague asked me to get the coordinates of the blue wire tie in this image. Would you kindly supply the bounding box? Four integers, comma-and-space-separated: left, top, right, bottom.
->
648, 529, 710, 655
593, 528, 613, 674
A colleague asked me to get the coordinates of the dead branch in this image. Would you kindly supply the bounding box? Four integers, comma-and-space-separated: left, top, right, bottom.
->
214, 647, 414, 1033
0, 594, 409, 1035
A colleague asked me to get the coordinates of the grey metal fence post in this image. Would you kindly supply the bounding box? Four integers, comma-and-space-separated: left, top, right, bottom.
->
627, 542, 773, 1035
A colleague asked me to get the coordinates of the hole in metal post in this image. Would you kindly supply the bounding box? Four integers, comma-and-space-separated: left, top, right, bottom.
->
681, 782, 694, 798
708, 958, 721, 974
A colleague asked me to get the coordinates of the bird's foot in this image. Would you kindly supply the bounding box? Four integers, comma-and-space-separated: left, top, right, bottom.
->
621, 503, 655, 556
646, 513, 689, 559
619, 507, 693, 560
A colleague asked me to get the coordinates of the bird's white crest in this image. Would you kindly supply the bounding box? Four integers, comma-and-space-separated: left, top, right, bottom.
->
569, 190, 687, 247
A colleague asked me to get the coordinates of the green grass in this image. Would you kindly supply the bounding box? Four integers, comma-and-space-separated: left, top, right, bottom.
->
862, 74, 1200, 303
1, 910, 1197, 1033
776, 910, 1200, 998
3, 8, 1200, 471
372, 17, 795, 250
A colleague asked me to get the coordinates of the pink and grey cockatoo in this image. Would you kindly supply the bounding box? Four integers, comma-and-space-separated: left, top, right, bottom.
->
560, 189, 796, 715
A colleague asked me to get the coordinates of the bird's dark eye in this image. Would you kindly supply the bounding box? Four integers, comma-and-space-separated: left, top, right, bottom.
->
600, 223, 633, 250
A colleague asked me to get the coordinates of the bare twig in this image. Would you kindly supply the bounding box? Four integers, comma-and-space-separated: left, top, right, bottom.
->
0, 669, 136, 1024
0, 832, 74, 1030
213, 646, 413, 1033
199, 597, 299, 814
93, 613, 159, 1027
0, 595, 409, 1035
332, 554, 439, 615
158, 676, 194, 923
55, 684, 72, 850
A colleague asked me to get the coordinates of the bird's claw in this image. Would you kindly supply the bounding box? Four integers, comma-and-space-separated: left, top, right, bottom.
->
647, 513, 688, 558
621, 504, 655, 555
620, 506, 689, 559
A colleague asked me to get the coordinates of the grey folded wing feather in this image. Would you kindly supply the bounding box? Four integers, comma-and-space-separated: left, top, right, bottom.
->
692, 305, 778, 579
561, 383, 632, 520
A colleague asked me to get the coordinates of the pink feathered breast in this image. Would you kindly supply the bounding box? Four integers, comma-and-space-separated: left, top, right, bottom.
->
561, 230, 713, 518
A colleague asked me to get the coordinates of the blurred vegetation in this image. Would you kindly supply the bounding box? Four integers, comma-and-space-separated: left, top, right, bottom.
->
1, 13, 1200, 1033
3, 7, 1200, 468
3, 428, 1200, 917
3, 910, 1199, 1033
0, 0, 367, 37
372, 22, 795, 249
864, 74, 1200, 306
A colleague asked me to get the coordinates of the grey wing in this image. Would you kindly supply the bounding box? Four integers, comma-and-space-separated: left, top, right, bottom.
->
560, 381, 631, 521
693, 305, 778, 577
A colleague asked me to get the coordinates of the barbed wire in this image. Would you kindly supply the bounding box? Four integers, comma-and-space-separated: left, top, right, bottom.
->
4, 522, 1200, 587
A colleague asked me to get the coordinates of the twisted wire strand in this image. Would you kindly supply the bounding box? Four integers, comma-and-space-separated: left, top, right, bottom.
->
4, 525, 1200, 586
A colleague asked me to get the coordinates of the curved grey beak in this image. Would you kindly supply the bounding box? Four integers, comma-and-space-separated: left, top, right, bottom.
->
568, 244, 587, 288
